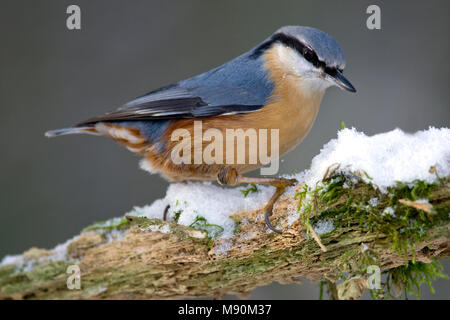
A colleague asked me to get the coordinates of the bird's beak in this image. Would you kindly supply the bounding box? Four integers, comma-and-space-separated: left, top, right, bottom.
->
328, 70, 356, 93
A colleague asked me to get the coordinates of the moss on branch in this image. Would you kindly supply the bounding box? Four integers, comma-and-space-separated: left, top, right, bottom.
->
0, 176, 449, 300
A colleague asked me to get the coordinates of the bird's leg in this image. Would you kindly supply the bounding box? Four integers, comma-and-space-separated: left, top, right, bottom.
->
217, 167, 297, 233
162, 204, 170, 221
260, 186, 288, 233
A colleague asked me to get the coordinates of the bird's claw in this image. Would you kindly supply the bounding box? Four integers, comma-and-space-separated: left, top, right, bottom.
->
264, 210, 282, 234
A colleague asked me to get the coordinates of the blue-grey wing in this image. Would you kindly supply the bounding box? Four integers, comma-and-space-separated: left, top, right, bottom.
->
77, 52, 274, 125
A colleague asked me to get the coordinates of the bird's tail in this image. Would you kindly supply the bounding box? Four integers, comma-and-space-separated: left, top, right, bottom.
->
45, 126, 98, 138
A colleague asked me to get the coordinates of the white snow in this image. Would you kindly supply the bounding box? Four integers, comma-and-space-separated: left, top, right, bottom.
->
361, 243, 369, 252
213, 239, 233, 256
88, 286, 108, 295
0, 255, 24, 268
0, 235, 79, 272
105, 229, 127, 242
144, 224, 171, 234
382, 206, 396, 217
368, 197, 379, 207
285, 127, 449, 226
128, 198, 170, 220
289, 127, 450, 192
415, 198, 431, 204
126, 181, 274, 239
2, 127, 448, 266
313, 219, 335, 235
238, 232, 257, 241
0, 229, 126, 272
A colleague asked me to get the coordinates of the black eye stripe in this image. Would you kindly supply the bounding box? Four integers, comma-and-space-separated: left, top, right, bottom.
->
271, 33, 322, 67
250, 32, 342, 75
250, 33, 316, 61
302, 47, 319, 66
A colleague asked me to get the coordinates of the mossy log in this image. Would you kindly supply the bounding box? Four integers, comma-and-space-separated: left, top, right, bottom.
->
0, 179, 449, 300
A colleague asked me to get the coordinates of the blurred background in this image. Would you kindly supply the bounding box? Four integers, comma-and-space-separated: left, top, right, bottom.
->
0, 0, 449, 299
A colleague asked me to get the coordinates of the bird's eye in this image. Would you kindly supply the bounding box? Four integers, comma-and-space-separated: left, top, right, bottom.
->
302, 47, 317, 66
325, 67, 337, 77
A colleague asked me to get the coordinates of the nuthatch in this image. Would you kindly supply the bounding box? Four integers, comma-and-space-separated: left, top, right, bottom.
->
46, 26, 356, 233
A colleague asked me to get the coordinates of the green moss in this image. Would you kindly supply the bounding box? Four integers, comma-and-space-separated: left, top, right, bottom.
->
371, 260, 448, 300
78, 265, 166, 298
293, 172, 449, 299
28, 260, 71, 282
241, 183, 258, 197
0, 260, 71, 297
0, 265, 27, 290
127, 216, 163, 228
124, 216, 212, 246
206, 242, 317, 289
319, 175, 348, 205
173, 210, 182, 223
297, 173, 448, 260
82, 216, 130, 232
319, 280, 325, 300
293, 184, 312, 228
389, 179, 434, 203
84, 213, 225, 247
0, 264, 16, 281
320, 250, 447, 300
189, 216, 224, 244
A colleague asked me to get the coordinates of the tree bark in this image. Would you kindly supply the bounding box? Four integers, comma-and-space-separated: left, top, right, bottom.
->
0, 181, 449, 300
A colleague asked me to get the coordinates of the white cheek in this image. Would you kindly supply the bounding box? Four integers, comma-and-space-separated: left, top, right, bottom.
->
275, 44, 310, 77
274, 44, 333, 92
299, 77, 333, 92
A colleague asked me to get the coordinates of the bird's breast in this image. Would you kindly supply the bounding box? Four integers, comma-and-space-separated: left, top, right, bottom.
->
255, 81, 324, 156
257, 46, 326, 156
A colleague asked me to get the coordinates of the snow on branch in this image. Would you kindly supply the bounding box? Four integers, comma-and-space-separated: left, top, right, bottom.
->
1, 127, 449, 300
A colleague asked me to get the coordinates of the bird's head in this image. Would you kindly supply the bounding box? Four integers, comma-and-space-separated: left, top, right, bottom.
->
256, 26, 356, 94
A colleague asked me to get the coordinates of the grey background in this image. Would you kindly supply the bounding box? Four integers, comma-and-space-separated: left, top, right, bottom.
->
0, 0, 448, 299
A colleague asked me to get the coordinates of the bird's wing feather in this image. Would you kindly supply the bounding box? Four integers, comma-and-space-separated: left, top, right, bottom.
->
77, 52, 274, 126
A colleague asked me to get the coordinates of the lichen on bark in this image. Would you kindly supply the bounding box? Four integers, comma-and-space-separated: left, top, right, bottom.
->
0, 175, 449, 300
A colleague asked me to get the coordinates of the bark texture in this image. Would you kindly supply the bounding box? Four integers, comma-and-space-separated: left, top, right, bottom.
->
0, 181, 449, 300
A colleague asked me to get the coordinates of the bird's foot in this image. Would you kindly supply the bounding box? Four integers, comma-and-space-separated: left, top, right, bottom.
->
262, 186, 286, 233
162, 204, 170, 221
216, 167, 298, 233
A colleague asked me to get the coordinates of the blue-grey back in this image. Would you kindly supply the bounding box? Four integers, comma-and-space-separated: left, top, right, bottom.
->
121, 50, 274, 113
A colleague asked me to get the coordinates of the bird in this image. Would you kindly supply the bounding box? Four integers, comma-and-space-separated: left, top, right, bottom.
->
46, 26, 356, 233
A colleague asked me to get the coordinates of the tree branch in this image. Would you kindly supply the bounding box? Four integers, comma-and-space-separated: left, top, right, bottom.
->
1, 180, 449, 300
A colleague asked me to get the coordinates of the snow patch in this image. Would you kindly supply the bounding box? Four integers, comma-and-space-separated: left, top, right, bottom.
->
368, 197, 379, 207
285, 127, 449, 226
289, 127, 450, 192
0, 235, 79, 272
127, 181, 274, 239
214, 239, 233, 256
2, 127, 447, 265
105, 229, 127, 242
382, 206, 396, 217
361, 243, 369, 252
313, 219, 335, 235
144, 224, 171, 234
